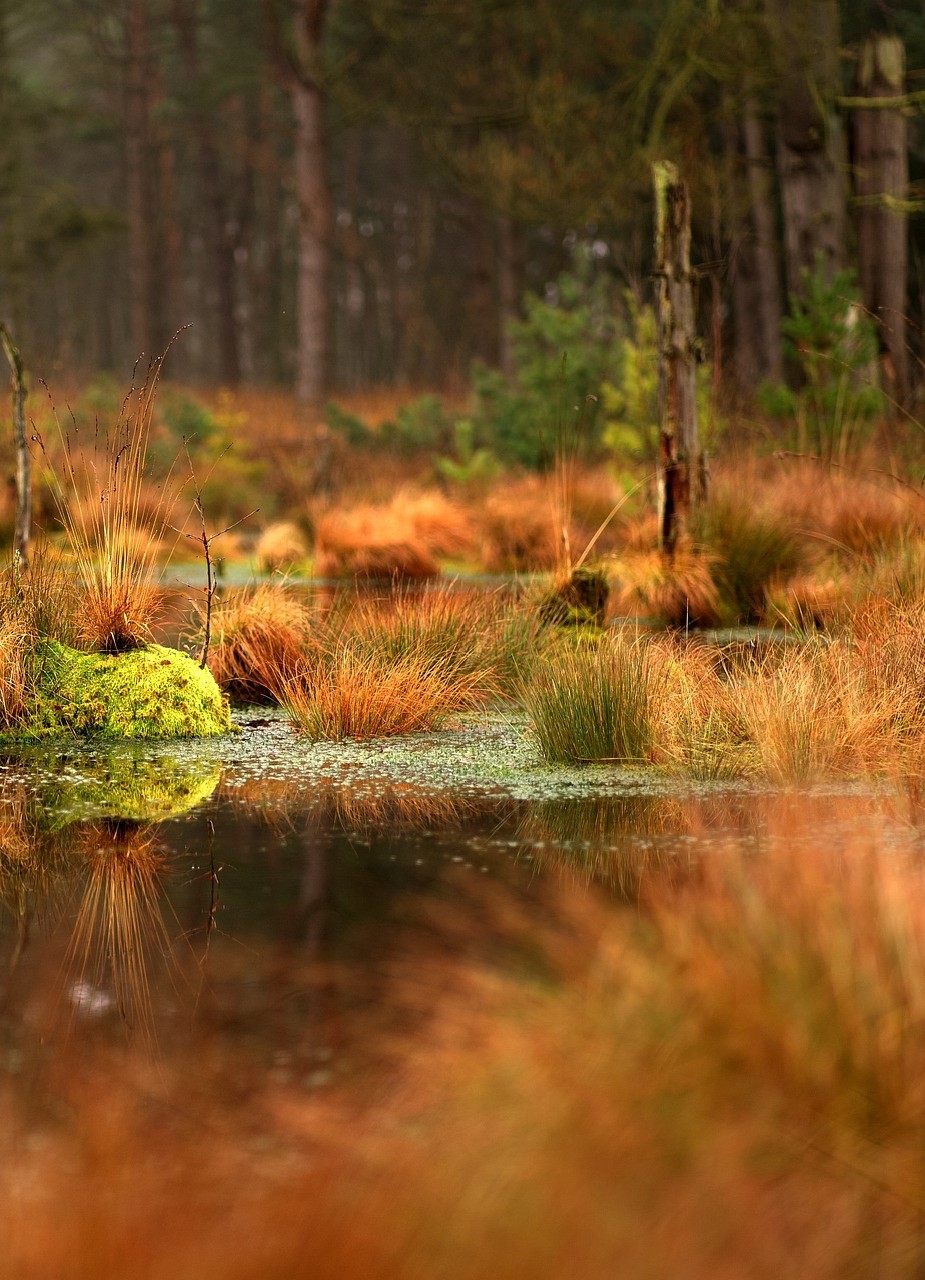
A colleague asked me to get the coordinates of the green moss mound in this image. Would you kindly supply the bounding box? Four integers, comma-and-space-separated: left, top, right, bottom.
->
19, 642, 233, 740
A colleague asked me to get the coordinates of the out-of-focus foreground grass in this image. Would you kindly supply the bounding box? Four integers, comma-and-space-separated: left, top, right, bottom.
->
5, 795, 925, 1278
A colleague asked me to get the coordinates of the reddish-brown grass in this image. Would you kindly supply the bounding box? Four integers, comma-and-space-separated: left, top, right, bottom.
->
611, 544, 721, 626
277, 647, 485, 739
205, 583, 313, 704
314, 506, 439, 579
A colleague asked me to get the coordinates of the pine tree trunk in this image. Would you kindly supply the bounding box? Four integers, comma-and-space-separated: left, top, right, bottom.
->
496, 214, 518, 379
653, 162, 705, 557
291, 0, 331, 407
854, 33, 908, 402
769, 0, 847, 295
172, 0, 240, 385
124, 0, 159, 358
742, 106, 784, 382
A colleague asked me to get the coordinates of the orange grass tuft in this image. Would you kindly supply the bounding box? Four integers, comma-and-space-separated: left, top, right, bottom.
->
205, 582, 313, 704
314, 506, 438, 579
36, 358, 183, 652
610, 544, 721, 626
277, 647, 486, 740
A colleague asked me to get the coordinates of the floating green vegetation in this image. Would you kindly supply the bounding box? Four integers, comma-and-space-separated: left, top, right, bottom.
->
9, 642, 232, 741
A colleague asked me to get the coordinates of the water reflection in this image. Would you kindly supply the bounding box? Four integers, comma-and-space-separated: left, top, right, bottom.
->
64, 819, 180, 1043
518, 793, 689, 897
5, 744, 925, 1068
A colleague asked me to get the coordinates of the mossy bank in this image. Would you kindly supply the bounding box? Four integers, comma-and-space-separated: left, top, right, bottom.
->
10, 642, 233, 740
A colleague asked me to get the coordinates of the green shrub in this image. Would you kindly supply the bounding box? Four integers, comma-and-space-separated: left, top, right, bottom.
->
380, 394, 457, 455
325, 402, 372, 447
469, 256, 622, 469
434, 419, 501, 490
758, 258, 886, 461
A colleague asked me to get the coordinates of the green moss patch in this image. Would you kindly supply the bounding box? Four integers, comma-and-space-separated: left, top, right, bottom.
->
15, 642, 233, 740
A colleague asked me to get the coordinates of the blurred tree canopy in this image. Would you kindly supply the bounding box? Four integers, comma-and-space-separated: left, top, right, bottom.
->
0, 0, 921, 417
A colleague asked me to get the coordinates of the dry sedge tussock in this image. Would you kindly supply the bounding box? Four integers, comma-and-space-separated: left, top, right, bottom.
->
525, 601, 925, 781
338, 584, 502, 680
273, 586, 499, 738
279, 648, 486, 740
610, 544, 721, 626
206, 583, 312, 704
38, 358, 181, 653
314, 505, 439, 579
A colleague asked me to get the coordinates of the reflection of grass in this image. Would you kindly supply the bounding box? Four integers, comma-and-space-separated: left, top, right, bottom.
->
0, 782, 74, 923
66, 820, 176, 1042
221, 770, 485, 834
520, 793, 685, 896
323, 780, 476, 834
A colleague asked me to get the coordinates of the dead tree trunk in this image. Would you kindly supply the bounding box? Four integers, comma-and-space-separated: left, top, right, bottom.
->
853, 33, 909, 403
653, 162, 705, 557
0, 325, 29, 570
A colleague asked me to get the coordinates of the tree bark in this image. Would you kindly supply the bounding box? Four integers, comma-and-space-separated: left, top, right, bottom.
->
172, 0, 241, 386
0, 325, 29, 570
496, 213, 518, 379
769, 0, 847, 296
288, 0, 332, 407
854, 33, 908, 403
742, 106, 784, 382
124, 0, 160, 358
653, 161, 705, 557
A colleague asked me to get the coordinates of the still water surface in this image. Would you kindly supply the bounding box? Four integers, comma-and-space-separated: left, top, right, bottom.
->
0, 712, 920, 1080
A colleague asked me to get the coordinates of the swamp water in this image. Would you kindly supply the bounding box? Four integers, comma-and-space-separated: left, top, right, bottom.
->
0, 709, 917, 1068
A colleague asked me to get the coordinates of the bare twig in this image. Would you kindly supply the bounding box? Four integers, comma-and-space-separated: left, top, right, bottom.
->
175, 445, 258, 668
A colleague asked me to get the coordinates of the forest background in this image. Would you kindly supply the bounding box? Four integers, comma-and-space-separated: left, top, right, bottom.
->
0, 0, 921, 473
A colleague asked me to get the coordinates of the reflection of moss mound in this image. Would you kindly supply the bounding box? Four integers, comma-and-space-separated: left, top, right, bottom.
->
43, 753, 222, 823
23, 642, 232, 740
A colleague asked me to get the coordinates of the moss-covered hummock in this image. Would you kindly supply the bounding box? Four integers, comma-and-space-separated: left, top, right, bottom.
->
17, 642, 233, 740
